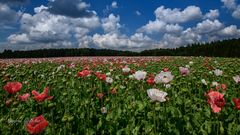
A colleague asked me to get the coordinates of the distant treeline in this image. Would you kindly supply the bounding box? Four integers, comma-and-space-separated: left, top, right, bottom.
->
0, 38, 240, 58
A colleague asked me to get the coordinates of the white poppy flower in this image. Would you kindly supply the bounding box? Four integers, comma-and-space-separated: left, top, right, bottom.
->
233, 75, 240, 84
189, 61, 194, 65
154, 71, 174, 84
106, 77, 113, 84
212, 81, 219, 86
101, 107, 107, 114
147, 89, 168, 102
201, 79, 207, 85
57, 64, 65, 72
133, 71, 147, 81
214, 69, 223, 76
164, 84, 171, 88
122, 67, 131, 73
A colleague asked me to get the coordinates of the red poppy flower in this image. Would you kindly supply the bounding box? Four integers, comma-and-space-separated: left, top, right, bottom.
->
32, 87, 53, 102
77, 70, 91, 77
19, 93, 30, 102
95, 72, 106, 81
206, 90, 226, 113
99, 74, 106, 81
147, 76, 155, 85
26, 115, 49, 134
97, 93, 104, 100
233, 98, 240, 110
3, 82, 22, 94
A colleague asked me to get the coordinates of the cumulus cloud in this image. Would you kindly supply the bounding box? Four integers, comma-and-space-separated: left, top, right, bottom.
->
138, 20, 183, 34
154, 6, 202, 23
221, 0, 240, 19
7, 5, 100, 50
218, 25, 240, 37
221, 0, 237, 9
138, 6, 204, 34
34, 5, 48, 13
157, 19, 240, 48
3, 2, 240, 52
102, 14, 121, 33
159, 28, 202, 48
92, 33, 156, 51
195, 19, 223, 34
204, 9, 219, 20
232, 5, 240, 19
47, 0, 95, 18
91, 14, 157, 51
7, 33, 30, 44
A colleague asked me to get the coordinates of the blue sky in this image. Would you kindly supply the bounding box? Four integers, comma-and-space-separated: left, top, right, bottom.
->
0, 0, 240, 52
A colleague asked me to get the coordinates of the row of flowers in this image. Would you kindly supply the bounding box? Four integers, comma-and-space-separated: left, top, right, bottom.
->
2, 60, 240, 134
3, 82, 52, 134
76, 66, 240, 114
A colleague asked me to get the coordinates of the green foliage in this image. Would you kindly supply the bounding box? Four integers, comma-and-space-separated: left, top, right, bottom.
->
0, 57, 240, 134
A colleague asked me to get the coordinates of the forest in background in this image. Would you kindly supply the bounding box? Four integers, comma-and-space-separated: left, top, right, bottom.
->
0, 38, 240, 58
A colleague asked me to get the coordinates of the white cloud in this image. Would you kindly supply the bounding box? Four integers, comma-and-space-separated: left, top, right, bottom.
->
130, 33, 152, 42
138, 20, 166, 34
221, 0, 237, 9
204, 9, 219, 20
77, 2, 90, 10
102, 14, 121, 33
218, 25, 240, 37
195, 19, 223, 34
77, 35, 93, 48
160, 28, 202, 48
92, 14, 156, 51
154, 6, 202, 23
92, 33, 156, 51
34, 5, 48, 13
138, 20, 183, 34
92, 33, 127, 49
111, 1, 118, 8
3, 2, 240, 52
7, 5, 100, 50
165, 24, 183, 33
7, 33, 30, 44
232, 5, 240, 19
221, 0, 240, 19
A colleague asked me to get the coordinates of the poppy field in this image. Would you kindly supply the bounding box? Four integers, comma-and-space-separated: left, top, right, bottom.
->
1, 56, 240, 134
